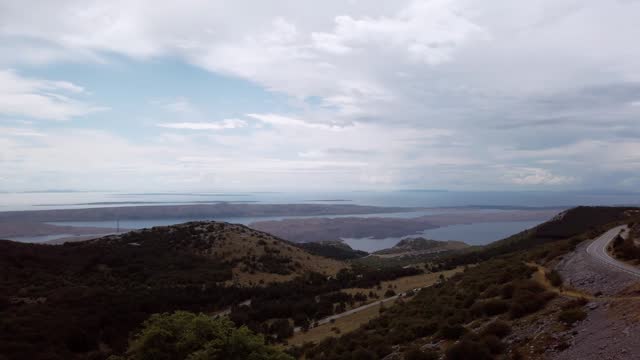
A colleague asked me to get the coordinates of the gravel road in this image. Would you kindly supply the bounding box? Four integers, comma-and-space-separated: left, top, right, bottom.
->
550, 228, 640, 360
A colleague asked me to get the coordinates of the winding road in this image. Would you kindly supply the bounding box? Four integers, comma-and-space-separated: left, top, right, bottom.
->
293, 290, 411, 333
585, 225, 640, 278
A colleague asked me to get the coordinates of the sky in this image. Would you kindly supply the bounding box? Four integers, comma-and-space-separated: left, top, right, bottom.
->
1, 0, 640, 192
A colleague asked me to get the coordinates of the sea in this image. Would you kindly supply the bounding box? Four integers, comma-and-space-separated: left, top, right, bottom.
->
2, 190, 639, 249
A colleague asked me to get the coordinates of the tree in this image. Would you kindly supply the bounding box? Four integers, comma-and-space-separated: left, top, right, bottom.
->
269, 319, 293, 341
113, 311, 293, 360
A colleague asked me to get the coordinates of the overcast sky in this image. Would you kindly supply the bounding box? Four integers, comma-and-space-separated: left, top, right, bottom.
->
1, 0, 639, 192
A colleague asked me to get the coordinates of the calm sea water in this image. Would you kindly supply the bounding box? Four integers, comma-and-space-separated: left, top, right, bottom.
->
342, 220, 543, 252
3, 190, 639, 245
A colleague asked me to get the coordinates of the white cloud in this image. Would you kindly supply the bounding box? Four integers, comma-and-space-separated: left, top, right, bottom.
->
502, 167, 576, 186
246, 113, 346, 130
0, 127, 47, 137
312, 0, 487, 64
1, 1, 640, 190
158, 120, 248, 130
0, 69, 104, 120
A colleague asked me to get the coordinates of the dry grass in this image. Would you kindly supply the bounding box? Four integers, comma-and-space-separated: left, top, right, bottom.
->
529, 262, 594, 300
288, 301, 384, 346
288, 267, 464, 346
343, 267, 464, 299
213, 230, 347, 286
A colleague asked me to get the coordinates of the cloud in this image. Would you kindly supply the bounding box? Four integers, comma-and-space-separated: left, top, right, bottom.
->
502, 167, 576, 186
2, 1, 640, 190
158, 120, 248, 130
312, 0, 487, 64
246, 113, 347, 130
0, 69, 105, 121
0, 126, 47, 137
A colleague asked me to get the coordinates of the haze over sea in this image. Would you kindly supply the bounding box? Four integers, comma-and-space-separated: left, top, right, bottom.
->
3, 190, 640, 212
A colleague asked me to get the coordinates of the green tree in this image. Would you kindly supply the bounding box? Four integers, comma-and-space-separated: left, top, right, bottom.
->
113, 311, 293, 360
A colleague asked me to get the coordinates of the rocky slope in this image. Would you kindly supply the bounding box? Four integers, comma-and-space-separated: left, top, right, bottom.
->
91, 221, 346, 286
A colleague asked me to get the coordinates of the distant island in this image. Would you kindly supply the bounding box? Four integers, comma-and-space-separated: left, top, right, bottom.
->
0, 203, 416, 238
249, 208, 563, 242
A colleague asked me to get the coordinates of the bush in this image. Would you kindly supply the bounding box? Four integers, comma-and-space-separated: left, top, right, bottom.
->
481, 320, 512, 338
482, 299, 510, 316
561, 298, 588, 310
445, 338, 492, 360
352, 347, 377, 360
440, 324, 467, 340
509, 280, 556, 318
558, 308, 587, 325
120, 311, 293, 360
482, 335, 504, 354
546, 270, 563, 287
384, 289, 397, 298
404, 347, 438, 360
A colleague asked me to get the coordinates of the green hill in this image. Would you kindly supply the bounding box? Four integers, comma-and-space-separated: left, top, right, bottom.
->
439, 206, 639, 267
0, 221, 345, 360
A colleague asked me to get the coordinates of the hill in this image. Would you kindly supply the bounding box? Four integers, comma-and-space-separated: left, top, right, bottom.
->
374, 237, 468, 257
94, 221, 346, 285
298, 240, 368, 260
297, 206, 640, 360
249, 208, 560, 242
439, 206, 640, 268
0, 222, 346, 360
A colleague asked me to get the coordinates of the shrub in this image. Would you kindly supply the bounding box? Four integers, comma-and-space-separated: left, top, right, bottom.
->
481, 320, 512, 338
508, 280, 556, 318
501, 283, 514, 299
352, 347, 377, 360
482, 299, 510, 316
384, 289, 397, 298
546, 270, 563, 287
404, 347, 438, 360
440, 324, 467, 340
445, 338, 492, 360
561, 298, 588, 310
558, 308, 587, 325
121, 311, 293, 360
482, 335, 504, 354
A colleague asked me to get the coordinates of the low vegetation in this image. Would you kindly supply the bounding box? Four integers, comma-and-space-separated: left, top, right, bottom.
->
298, 258, 555, 359
0, 222, 422, 360
295, 206, 638, 359
438, 206, 637, 269
298, 241, 368, 260
611, 223, 640, 262
557, 298, 589, 326
2, 206, 637, 360
107, 311, 292, 360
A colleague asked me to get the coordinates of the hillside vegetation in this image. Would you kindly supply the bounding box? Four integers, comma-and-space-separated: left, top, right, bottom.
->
611, 222, 640, 262
375, 237, 468, 257
0, 221, 425, 360
298, 241, 368, 260
438, 206, 638, 268
0, 222, 342, 359
295, 206, 640, 359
